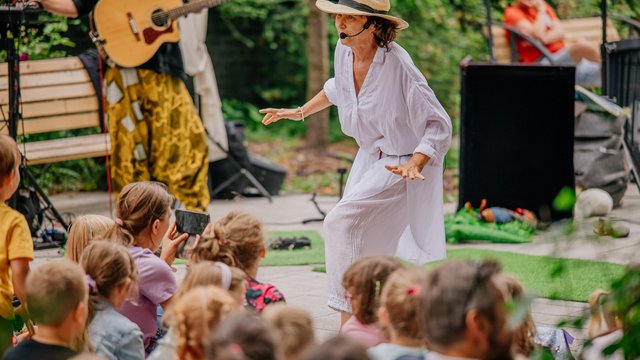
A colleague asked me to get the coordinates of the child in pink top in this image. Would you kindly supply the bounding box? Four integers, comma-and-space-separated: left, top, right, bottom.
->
339, 256, 404, 348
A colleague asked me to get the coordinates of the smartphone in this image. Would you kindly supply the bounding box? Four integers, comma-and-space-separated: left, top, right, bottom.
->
175, 209, 210, 235
175, 210, 210, 259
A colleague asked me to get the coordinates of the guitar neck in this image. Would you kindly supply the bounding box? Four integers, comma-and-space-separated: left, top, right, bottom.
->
166, 0, 225, 20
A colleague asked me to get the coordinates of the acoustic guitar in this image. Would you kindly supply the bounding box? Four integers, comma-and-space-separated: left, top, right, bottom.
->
91, 0, 227, 67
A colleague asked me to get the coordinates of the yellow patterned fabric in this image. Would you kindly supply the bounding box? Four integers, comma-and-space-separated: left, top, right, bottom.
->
105, 67, 210, 211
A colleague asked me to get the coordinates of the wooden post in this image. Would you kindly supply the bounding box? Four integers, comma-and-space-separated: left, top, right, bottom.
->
305, 0, 330, 149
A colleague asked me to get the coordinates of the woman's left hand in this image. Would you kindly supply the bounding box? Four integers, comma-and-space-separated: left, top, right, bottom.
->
160, 221, 189, 271
385, 153, 430, 180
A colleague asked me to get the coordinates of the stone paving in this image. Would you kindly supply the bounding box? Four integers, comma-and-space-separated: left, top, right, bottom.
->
34, 185, 640, 353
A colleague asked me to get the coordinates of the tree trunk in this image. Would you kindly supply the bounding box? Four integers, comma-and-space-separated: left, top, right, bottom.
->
305, 0, 330, 149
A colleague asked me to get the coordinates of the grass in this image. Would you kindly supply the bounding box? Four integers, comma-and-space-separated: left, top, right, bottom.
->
313, 249, 625, 302
262, 230, 325, 266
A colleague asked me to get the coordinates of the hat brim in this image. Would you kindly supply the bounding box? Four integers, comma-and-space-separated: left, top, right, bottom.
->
316, 0, 409, 30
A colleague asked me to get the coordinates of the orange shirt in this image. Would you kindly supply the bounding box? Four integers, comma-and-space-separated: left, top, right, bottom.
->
504, 2, 565, 63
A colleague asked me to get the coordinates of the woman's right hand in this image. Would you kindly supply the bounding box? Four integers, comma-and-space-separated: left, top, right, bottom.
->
259, 108, 303, 125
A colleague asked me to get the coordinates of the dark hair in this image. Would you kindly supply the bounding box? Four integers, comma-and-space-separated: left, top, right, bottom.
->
300, 336, 369, 360
418, 260, 503, 348
206, 310, 277, 360
369, 16, 397, 50
342, 256, 404, 324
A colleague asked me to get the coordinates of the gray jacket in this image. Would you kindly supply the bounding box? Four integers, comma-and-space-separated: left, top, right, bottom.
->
89, 300, 145, 360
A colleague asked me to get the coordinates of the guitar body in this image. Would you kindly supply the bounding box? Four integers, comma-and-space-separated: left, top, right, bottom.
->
93, 0, 182, 67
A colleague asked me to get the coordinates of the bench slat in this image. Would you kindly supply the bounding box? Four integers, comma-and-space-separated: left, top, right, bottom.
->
0, 69, 92, 91
0, 57, 85, 77
21, 97, 99, 119
21, 134, 111, 165
0, 112, 102, 135
0, 82, 96, 105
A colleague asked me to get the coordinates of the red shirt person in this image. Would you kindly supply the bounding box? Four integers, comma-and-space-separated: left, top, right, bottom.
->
504, 0, 600, 65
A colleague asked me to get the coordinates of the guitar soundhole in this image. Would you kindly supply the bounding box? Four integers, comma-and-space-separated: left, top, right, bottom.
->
151, 9, 169, 27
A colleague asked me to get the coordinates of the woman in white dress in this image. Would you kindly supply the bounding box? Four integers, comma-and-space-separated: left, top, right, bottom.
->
260, 0, 452, 322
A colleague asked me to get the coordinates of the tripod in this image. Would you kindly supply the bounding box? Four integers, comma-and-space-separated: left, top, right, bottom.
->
2, 3, 69, 248
204, 131, 273, 202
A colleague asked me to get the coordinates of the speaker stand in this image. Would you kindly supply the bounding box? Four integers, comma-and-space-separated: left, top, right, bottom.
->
205, 132, 272, 202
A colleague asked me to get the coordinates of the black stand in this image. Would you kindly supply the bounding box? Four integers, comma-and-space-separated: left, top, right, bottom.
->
204, 132, 273, 202
301, 167, 348, 224
2, 3, 69, 248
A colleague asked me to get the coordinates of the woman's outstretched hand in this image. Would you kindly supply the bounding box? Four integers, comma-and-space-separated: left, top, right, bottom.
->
260, 108, 303, 125
385, 153, 430, 180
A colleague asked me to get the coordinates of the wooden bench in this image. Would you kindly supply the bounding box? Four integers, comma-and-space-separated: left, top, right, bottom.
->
490, 17, 624, 64
0, 57, 110, 165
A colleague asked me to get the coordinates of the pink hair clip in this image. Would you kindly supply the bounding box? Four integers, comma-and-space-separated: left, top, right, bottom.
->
115, 218, 124, 227
407, 285, 422, 296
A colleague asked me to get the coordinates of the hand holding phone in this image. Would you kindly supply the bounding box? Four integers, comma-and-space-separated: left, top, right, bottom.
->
175, 209, 211, 259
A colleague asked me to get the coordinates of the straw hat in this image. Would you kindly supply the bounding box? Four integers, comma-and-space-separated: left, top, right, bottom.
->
316, 0, 409, 30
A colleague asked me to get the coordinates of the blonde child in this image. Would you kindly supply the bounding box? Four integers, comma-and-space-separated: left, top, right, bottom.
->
190, 211, 285, 312
0, 134, 33, 355
148, 261, 246, 359
3, 261, 88, 359
160, 286, 237, 360
368, 268, 428, 360
174, 261, 246, 305
262, 304, 315, 360
340, 256, 404, 348
105, 181, 188, 353
80, 241, 143, 359
66, 215, 115, 263
582, 289, 623, 360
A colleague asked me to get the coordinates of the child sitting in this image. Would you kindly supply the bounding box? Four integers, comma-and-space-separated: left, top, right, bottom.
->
262, 304, 315, 360
0, 135, 33, 356
174, 261, 246, 305
340, 256, 404, 348
66, 215, 115, 263
3, 260, 88, 360
105, 181, 189, 353
148, 261, 246, 359
368, 268, 428, 360
205, 309, 277, 360
190, 211, 285, 312
80, 241, 143, 359
161, 286, 237, 360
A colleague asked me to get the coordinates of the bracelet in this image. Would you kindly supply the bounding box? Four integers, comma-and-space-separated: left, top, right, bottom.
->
298, 106, 305, 122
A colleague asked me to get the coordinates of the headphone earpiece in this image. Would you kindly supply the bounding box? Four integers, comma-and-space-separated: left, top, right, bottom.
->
363, 19, 373, 29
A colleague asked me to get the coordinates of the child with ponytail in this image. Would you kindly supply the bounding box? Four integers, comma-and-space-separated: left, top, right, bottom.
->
80, 241, 143, 359
340, 256, 404, 348
189, 211, 285, 312
368, 268, 428, 360
161, 286, 237, 360
106, 181, 188, 353
148, 261, 246, 359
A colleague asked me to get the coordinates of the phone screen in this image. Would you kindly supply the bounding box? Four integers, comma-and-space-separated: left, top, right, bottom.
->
175, 209, 210, 235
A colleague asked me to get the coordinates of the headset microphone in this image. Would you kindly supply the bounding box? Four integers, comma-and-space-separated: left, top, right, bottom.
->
339, 19, 373, 39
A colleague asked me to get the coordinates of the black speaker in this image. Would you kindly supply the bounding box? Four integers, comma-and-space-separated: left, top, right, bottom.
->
247, 154, 287, 196
458, 64, 575, 222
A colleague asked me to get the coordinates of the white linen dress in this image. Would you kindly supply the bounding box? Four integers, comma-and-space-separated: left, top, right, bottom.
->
322, 41, 452, 312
